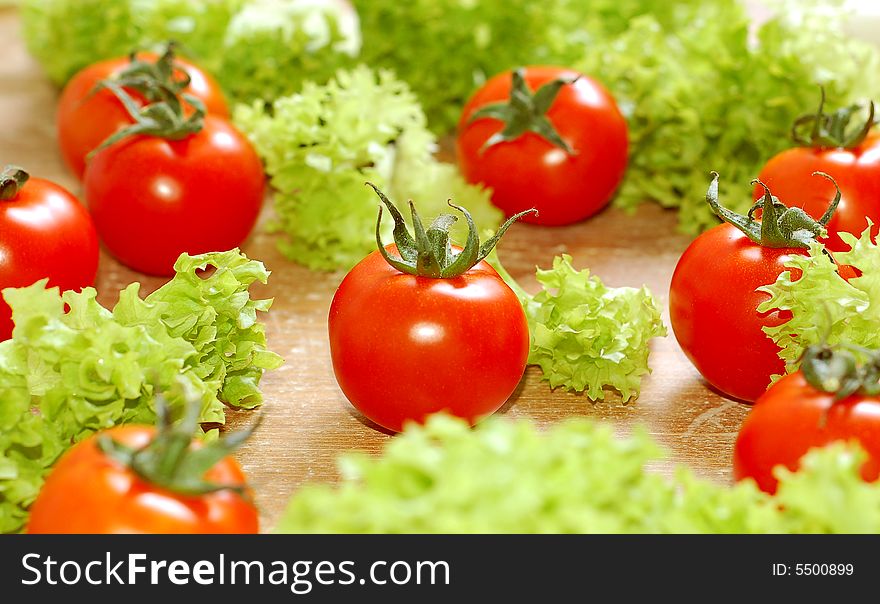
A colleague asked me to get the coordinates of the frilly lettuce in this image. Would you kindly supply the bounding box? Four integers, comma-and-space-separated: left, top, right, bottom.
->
216, 0, 359, 104
234, 66, 501, 271
759, 225, 880, 375
21, 0, 358, 104
489, 253, 666, 400
354, 0, 880, 232
0, 250, 282, 533
574, 0, 880, 233
351, 0, 585, 132
277, 414, 880, 533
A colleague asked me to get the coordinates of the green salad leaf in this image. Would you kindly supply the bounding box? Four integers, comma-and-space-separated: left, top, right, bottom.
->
277, 414, 880, 533
0, 250, 283, 533
489, 253, 666, 400
215, 0, 359, 104
21, 0, 358, 104
234, 65, 502, 271
759, 225, 880, 376
574, 0, 880, 233
354, 0, 880, 232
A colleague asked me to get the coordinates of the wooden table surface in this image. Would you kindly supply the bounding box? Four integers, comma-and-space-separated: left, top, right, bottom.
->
0, 8, 751, 531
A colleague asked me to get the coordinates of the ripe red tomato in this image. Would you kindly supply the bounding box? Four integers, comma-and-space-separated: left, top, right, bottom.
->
329, 244, 529, 433
27, 425, 258, 534
670, 172, 843, 403
457, 66, 628, 226
755, 132, 880, 252
733, 371, 880, 494
0, 167, 99, 340
57, 51, 229, 179
669, 225, 794, 402
84, 115, 265, 276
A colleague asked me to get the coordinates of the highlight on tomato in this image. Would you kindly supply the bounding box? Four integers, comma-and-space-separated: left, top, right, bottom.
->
457, 66, 628, 226
669, 171, 842, 403
328, 184, 532, 432
0, 165, 99, 341
734, 342, 880, 494
57, 43, 229, 179
84, 72, 264, 276
27, 400, 259, 534
755, 88, 880, 252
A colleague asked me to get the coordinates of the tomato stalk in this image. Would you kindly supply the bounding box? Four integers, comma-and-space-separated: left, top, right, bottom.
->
467, 67, 577, 154
791, 86, 876, 149
801, 343, 880, 400
97, 397, 259, 497
368, 183, 535, 278
95, 42, 192, 108
706, 171, 840, 249
90, 47, 208, 155
0, 165, 29, 201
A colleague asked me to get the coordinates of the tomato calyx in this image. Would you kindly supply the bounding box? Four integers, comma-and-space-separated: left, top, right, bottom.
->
791, 86, 876, 149
706, 171, 840, 249
467, 67, 578, 154
801, 343, 880, 403
91, 71, 206, 154
98, 42, 192, 107
368, 182, 535, 278
0, 165, 29, 201
97, 397, 258, 497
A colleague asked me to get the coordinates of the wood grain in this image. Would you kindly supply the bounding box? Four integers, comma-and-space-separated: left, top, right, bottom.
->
0, 8, 750, 531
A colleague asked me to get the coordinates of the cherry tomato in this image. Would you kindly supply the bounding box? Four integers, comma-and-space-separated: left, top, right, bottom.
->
27, 425, 258, 534
84, 115, 265, 276
57, 52, 229, 179
0, 167, 99, 340
669, 171, 846, 403
733, 371, 880, 494
328, 244, 529, 433
669, 224, 795, 402
457, 66, 628, 226
755, 132, 880, 252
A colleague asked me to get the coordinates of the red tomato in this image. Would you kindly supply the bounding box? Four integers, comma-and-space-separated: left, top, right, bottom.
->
669, 225, 795, 402
755, 132, 880, 252
0, 168, 99, 340
84, 115, 265, 276
57, 52, 229, 179
27, 425, 258, 534
457, 66, 628, 226
733, 371, 880, 494
328, 244, 529, 432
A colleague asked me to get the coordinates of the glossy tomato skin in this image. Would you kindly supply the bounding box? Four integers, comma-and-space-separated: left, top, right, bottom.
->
84, 116, 265, 276
669, 224, 797, 402
755, 134, 880, 252
457, 66, 628, 226
27, 425, 258, 534
328, 246, 530, 432
58, 53, 229, 179
733, 371, 880, 493
0, 177, 99, 340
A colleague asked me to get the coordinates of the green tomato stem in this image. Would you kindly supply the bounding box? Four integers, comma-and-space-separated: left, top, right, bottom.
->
706, 171, 840, 249
0, 165, 29, 201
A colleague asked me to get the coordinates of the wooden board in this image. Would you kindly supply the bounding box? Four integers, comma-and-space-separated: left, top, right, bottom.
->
0, 8, 751, 531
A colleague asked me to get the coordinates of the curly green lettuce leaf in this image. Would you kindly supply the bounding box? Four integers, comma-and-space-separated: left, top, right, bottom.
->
21, 0, 357, 103
218, 0, 359, 104
234, 66, 502, 270
277, 414, 880, 533
351, 0, 664, 132
355, 0, 880, 231
574, 0, 880, 233
21, 0, 139, 83
0, 250, 282, 533
490, 253, 666, 400
758, 225, 880, 375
